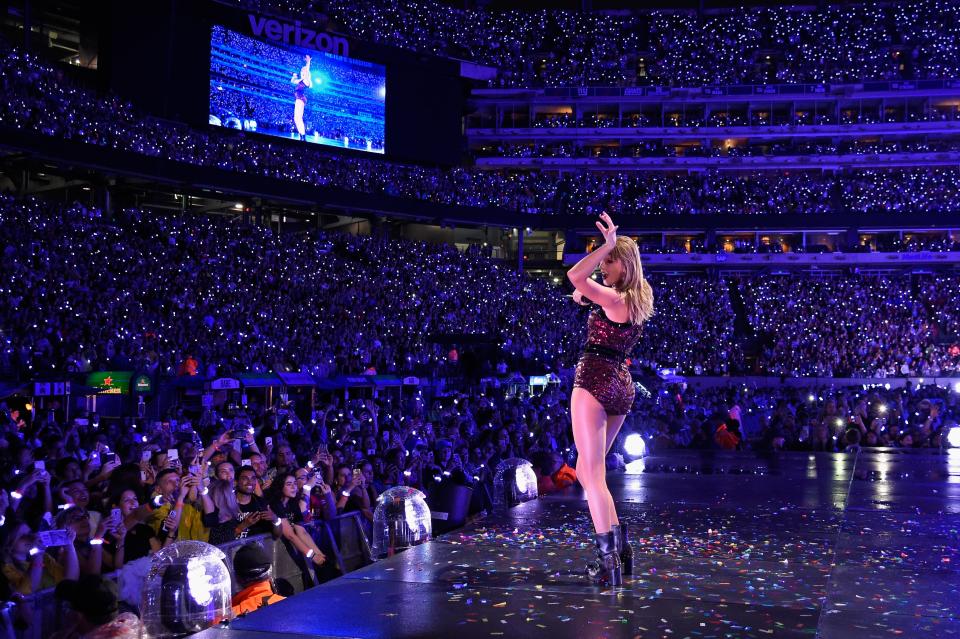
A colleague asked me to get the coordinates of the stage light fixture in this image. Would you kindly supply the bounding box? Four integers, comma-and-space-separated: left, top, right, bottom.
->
624, 433, 646, 458
947, 427, 960, 449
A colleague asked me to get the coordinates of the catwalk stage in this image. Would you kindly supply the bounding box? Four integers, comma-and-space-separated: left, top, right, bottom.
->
195, 449, 960, 638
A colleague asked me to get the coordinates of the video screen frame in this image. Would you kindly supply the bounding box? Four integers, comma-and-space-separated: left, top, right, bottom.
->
209, 24, 386, 154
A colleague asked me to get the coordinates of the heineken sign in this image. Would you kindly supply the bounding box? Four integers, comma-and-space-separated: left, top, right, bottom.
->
86, 371, 133, 395
134, 375, 153, 394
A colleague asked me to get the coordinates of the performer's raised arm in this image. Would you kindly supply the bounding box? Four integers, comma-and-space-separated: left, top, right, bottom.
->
567, 212, 625, 310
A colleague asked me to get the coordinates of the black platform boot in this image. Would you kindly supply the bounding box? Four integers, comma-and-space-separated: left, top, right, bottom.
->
611, 524, 633, 576
586, 531, 622, 587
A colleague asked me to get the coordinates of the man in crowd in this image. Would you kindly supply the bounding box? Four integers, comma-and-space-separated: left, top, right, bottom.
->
234, 466, 279, 539
230, 543, 284, 616
147, 469, 208, 543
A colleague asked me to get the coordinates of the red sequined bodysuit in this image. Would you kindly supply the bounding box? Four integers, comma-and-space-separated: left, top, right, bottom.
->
573, 307, 643, 415
295, 80, 309, 104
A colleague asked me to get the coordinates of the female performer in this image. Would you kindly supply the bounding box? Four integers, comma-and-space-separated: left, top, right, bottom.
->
291, 54, 312, 140
567, 212, 654, 586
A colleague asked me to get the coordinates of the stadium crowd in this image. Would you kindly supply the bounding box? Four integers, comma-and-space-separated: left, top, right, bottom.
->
740, 275, 959, 378
0, 196, 584, 380
2, 196, 960, 384
512, 106, 958, 129
474, 140, 960, 160
6, 42, 960, 217
635, 381, 959, 453
228, 0, 960, 87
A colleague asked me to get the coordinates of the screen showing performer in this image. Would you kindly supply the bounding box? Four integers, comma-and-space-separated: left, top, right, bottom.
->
209, 25, 386, 154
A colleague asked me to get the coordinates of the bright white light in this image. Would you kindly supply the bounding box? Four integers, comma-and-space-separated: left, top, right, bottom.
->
878, 404, 888, 414
953, 382, 960, 394
624, 459, 646, 474
515, 466, 538, 497
187, 557, 215, 606
947, 427, 960, 448
808, 394, 815, 402
624, 434, 646, 458
404, 498, 422, 531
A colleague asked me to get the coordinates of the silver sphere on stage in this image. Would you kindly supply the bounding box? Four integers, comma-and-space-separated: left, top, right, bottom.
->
139, 541, 233, 638
493, 458, 539, 511
371, 486, 432, 560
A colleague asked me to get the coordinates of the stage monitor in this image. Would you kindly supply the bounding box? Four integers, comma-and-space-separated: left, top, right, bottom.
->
209, 24, 386, 154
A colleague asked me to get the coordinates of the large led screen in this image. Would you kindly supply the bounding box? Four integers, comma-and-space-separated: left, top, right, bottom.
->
210, 24, 385, 153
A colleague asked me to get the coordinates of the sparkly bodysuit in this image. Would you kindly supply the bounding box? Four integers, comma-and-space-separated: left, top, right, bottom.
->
573, 307, 643, 416
295, 80, 309, 104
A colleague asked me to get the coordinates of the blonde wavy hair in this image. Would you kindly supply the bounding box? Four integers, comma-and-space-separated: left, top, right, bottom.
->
608, 236, 654, 325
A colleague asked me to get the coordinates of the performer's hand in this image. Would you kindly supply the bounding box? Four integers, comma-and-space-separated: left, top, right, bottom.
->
596, 212, 618, 247
572, 290, 590, 306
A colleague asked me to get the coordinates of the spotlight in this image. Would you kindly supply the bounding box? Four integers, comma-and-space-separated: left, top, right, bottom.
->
953, 382, 960, 394
624, 433, 646, 458
947, 427, 960, 448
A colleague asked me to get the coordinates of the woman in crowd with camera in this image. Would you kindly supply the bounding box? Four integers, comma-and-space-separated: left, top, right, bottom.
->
333, 465, 373, 521
267, 472, 328, 567
1, 522, 78, 594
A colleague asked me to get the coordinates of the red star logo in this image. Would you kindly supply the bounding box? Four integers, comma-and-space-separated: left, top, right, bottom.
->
103, 376, 113, 386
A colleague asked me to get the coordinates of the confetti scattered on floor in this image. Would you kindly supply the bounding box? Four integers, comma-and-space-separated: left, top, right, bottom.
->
212, 450, 960, 639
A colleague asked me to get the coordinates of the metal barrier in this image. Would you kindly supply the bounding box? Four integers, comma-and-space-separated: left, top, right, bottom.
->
6, 511, 373, 639
306, 511, 373, 575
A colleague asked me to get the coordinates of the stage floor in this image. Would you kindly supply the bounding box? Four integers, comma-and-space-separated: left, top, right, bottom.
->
195, 449, 960, 638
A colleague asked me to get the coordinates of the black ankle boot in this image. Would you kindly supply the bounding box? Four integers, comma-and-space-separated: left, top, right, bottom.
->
611, 524, 633, 576
586, 531, 622, 587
